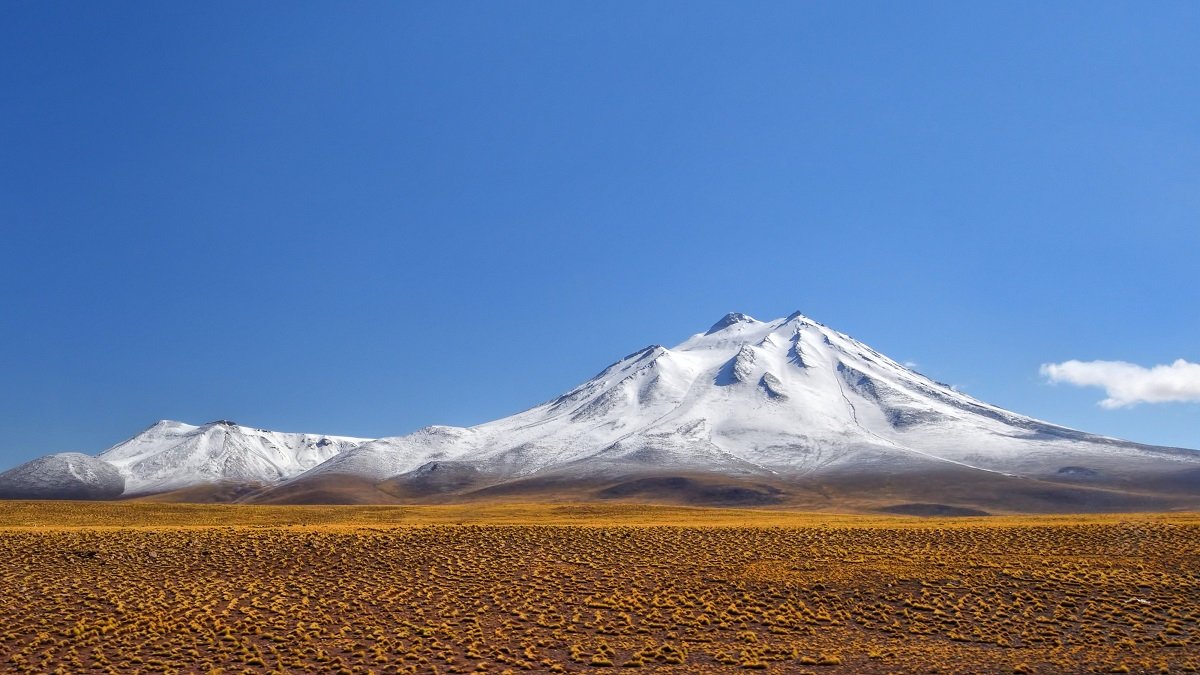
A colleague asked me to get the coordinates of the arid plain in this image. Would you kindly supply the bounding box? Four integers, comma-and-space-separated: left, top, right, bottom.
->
0, 503, 1197, 674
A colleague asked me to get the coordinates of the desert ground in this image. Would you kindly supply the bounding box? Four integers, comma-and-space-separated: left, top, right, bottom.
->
0, 502, 1197, 674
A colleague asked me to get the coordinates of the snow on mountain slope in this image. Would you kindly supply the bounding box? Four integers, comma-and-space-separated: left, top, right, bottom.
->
293, 312, 1200, 491
99, 420, 368, 494
3, 310, 1196, 504
0, 452, 124, 500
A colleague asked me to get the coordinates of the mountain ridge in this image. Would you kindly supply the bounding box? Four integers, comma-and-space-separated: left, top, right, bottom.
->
2, 311, 1197, 511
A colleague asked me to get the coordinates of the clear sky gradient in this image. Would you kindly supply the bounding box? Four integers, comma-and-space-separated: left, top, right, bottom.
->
2, 2, 1197, 465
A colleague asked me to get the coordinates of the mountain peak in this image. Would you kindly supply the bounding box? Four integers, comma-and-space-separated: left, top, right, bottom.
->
706, 312, 759, 334
0, 452, 125, 500
97, 420, 370, 494
6, 309, 1199, 511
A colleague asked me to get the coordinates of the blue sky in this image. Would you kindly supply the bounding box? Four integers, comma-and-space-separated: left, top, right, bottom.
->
2, 2, 1197, 465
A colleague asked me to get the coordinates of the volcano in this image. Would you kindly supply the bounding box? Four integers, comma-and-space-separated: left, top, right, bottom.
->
4, 312, 1197, 512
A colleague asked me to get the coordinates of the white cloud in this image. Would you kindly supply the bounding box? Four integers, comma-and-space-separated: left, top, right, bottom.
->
1040, 359, 1200, 408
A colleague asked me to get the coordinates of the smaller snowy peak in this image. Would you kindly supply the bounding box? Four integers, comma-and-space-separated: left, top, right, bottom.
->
581, 345, 665, 387
622, 345, 665, 362
548, 345, 668, 411
298, 425, 477, 481
705, 312, 760, 334
0, 452, 125, 500
783, 310, 812, 324
99, 420, 370, 494
145, 419, 201, 434
684, 315, 778, 352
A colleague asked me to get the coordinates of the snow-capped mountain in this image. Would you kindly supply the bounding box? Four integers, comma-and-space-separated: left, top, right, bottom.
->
275, 312, 1198, 509
293, 311, 1193, 483
3, 311, 1197, 510
0, 452, 124, 500
98, 420, 368, 495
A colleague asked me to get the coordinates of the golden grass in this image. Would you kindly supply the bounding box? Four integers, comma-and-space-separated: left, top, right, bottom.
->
4, 500, 1197, 529
0, 501, 1196, 673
